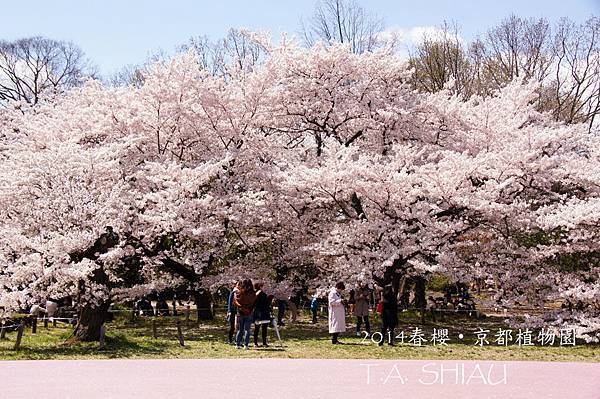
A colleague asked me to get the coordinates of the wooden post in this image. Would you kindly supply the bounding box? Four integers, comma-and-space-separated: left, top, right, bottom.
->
131, 308, 136, 322
152, 319, 157, 339
31, 315, 37, 334
14, 323, 24, 350
172, 300, 178, 316
53, 318, 57, 327
176, 320, 184, 346
0, 322, 5, 340
99, 324, 106, 349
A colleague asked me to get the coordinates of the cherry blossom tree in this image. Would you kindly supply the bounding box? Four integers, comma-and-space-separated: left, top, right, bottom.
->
251, 42, 599, 339
0, 39, 598, 343
0, 54, 270, 340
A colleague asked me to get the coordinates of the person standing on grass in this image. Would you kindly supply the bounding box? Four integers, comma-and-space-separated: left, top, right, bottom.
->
379, 284, 398, 346
310, 295, 319, 324
354, 281, 371, 336
348, 289, 356, 315
45, 299, 58, 318
288, 290, 300, 323
234, 279, 256, 350
156, 297, 170, 316
227, 280, 241, 344
328, 281, 346, 344
253, 282, 271, 347
276, 297, 287, 326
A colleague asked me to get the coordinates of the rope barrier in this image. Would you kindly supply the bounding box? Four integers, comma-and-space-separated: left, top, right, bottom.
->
107, 309, 139, 313
398, 305, 552, 314
5, 302, 557, 324
0, 323, 21, 330
36, 317, 76, 322
106, 309, 194, 313
0, 307, 546, 329
429, 308, 478, 313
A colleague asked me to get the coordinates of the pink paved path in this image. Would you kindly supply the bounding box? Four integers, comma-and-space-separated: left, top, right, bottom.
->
1, 359, 599, 399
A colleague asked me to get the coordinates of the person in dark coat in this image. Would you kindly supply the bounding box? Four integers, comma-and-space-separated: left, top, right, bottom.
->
156, 298, 170, 316
252, 282, 271, 347
137, 297, 154, 316
379, 285, 398, 346
276, 298, 287, 326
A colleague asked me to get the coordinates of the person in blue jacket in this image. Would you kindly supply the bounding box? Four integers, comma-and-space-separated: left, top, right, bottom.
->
310, 295, 320, 323
227, 281, 241, 344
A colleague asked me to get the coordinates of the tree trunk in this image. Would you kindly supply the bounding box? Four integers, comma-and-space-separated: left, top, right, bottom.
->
68, 302, 111, 342
392, 274, 403, 298
413, 277, 427, 310
66, 227, 118, 343
194, 289, 213, 321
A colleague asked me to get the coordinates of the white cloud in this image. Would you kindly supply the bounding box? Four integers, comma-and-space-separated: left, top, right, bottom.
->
381, 25, 463, 45
378, 26, 464, 59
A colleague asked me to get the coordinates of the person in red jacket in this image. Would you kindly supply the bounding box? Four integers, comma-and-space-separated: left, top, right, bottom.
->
234, 279, 257, 349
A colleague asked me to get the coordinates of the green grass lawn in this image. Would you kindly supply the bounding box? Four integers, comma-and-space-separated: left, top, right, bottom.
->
1, 310, 598, 362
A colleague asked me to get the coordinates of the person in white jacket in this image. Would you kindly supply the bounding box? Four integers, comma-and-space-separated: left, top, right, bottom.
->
328, 281, 346, 344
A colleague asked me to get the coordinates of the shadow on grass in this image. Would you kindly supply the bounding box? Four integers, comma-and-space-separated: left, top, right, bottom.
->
9, 332, 172, 360
253, 347, 286, 352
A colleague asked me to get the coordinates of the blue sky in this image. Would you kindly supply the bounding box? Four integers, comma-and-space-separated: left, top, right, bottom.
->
2, 0, 598, 76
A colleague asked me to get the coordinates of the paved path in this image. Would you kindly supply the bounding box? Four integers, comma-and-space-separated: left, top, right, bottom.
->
1, 359, 599, 399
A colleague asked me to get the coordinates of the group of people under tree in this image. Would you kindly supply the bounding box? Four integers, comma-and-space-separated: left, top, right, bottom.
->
227, 279, 272, 349
327, 281, 397, 346
222, 278, 403, 347
27, 277, 455, 349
